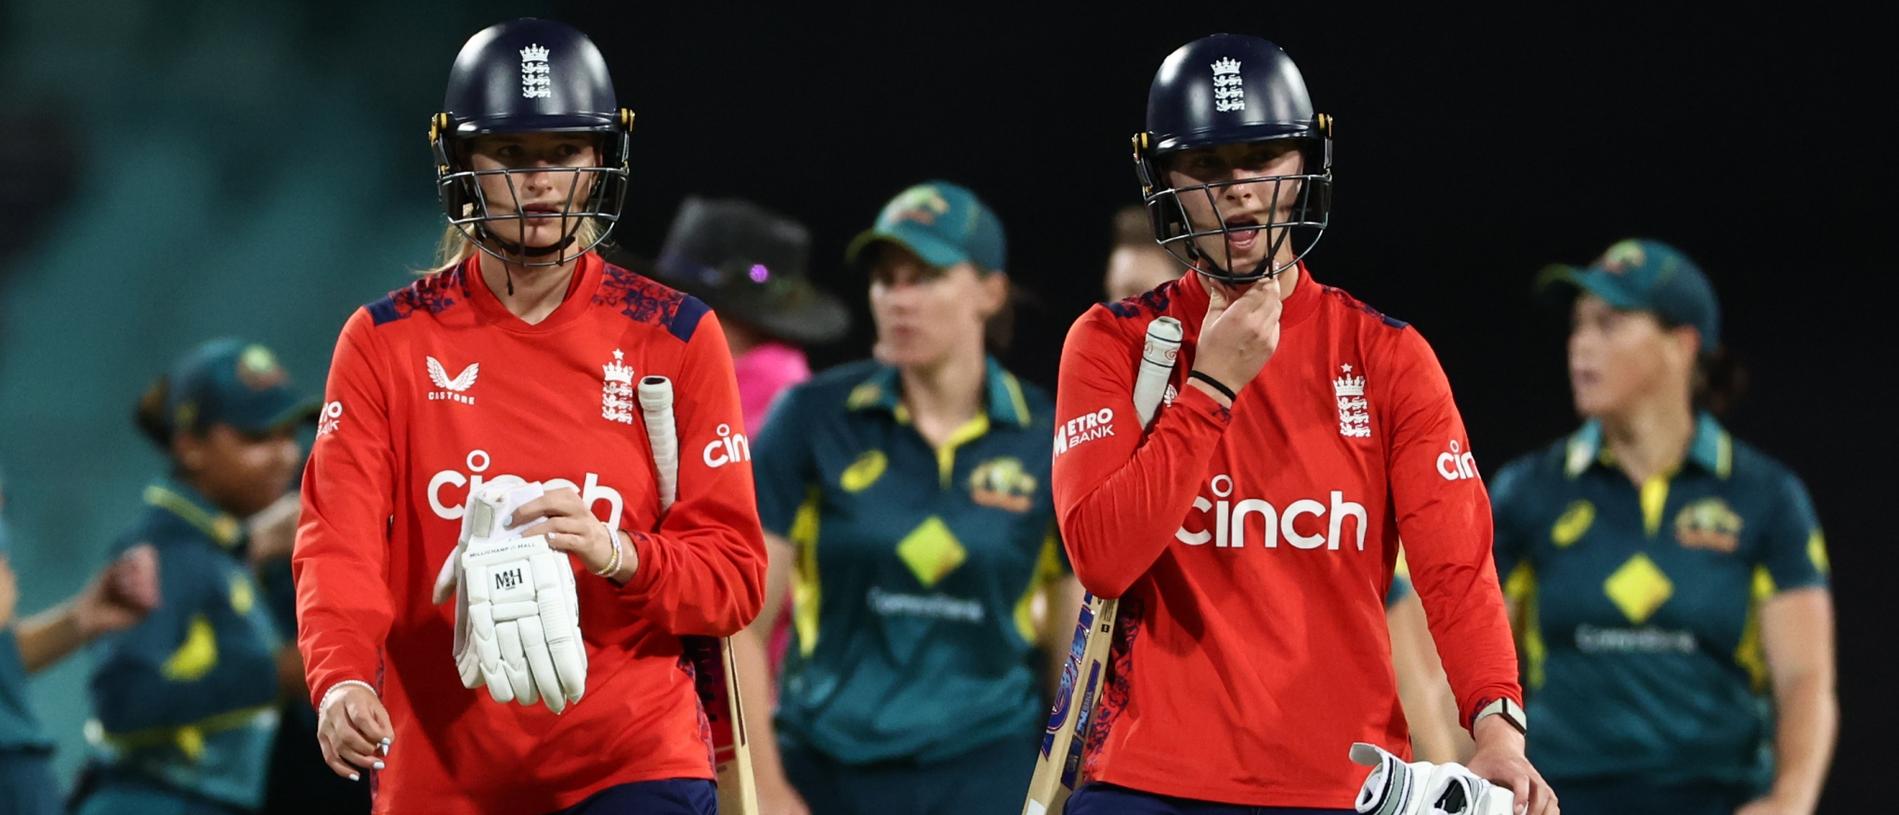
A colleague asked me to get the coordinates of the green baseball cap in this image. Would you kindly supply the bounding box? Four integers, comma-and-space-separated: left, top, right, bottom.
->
1538, 238, 1722, 347
165, 338, 320, 436
845, 181, 1007, 274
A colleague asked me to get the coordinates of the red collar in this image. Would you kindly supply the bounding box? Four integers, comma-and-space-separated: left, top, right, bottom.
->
464, 251, 602, 332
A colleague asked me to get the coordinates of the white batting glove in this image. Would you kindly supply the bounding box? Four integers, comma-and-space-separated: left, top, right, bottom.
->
444, 481, 587, 713
432, 474, 529, 604
1351, 742, 1515, 815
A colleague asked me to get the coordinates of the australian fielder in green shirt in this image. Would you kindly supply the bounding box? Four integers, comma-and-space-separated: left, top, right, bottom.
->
1492, 239, 1837, 815
75, 339, 316, 815
734, 182, 1080, 815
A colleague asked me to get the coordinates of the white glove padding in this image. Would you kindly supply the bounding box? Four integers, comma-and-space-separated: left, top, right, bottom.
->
432, 474, 529, 604
443, 481, 587, 713
1351, 743, 1515, 815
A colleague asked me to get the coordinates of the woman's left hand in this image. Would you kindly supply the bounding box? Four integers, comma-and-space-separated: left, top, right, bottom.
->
511, 488, 635, 580
1466, 716, 1558, 815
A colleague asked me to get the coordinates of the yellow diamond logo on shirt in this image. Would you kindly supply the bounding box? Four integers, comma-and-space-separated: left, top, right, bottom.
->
1604, 553, 1673, 624
896, 516, 966, 588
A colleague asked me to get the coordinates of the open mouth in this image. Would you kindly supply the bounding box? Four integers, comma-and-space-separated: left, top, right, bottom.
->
520, 204, 563, 221
1223, 215, 1262, 250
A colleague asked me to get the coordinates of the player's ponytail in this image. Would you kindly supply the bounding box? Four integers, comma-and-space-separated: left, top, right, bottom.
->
133, 375, 173, 449
1693, 345, 1748, 417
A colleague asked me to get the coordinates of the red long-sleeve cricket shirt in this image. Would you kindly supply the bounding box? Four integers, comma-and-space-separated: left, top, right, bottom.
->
1051, 267, 1521, 808
294, 253, 766, 814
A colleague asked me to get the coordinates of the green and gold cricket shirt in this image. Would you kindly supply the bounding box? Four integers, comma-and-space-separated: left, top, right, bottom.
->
752, 358, 1065, 764
1490, 414, 1828, 787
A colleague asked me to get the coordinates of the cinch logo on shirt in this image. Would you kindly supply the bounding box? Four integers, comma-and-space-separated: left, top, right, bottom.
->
1437, 440, 1478, 481
703, 423, 752, 469
1175, 474, 1368, 551
1053, 408, 1115, 457
427, 449, 625, 525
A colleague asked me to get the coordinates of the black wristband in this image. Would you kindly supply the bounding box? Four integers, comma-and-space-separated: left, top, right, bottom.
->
1188, 370, 1238, 402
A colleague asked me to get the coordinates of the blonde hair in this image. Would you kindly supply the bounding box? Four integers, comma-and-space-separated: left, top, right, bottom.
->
428, 219, 606, 274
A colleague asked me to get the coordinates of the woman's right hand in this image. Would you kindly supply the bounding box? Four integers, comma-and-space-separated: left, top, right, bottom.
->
1190, 275, 1284, 404
317, 684, 393, 781
757, 771, 812, 815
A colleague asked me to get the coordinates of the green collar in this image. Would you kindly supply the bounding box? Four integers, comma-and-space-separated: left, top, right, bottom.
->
144, 480, 245, 549
843, 357, 1032, 428
1564, 412, 1733, 480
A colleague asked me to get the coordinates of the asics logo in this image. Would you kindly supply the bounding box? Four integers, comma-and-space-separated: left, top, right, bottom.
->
1175, 474, 1368, 551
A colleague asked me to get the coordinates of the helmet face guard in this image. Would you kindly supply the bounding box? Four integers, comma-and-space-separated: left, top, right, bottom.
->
1135, 34, 1334, 284
431, 18, 633, 268
1134, 133, 1331, 284
430, 113, 631, 268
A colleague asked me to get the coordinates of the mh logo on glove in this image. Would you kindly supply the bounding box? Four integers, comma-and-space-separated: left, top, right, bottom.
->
437, 481, 590, 715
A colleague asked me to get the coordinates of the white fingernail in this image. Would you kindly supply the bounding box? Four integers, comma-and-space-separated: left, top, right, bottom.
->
503, 515, 513, 527
350, 772, 361, 782
373, 760, 385, 770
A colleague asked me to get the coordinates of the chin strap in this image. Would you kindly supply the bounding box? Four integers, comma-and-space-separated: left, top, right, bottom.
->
474, 226, 582, 296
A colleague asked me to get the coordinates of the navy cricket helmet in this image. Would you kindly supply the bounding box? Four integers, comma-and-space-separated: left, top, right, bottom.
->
1133, 34, 1333, 282
428, 18, 634, 267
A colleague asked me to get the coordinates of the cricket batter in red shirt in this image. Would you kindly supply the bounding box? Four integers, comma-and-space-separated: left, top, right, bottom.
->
293, 19, 764, 814
1051, 34, 1557, 814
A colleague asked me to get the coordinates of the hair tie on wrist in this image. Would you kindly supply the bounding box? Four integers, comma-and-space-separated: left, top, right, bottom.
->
1189, 370, 1238, 402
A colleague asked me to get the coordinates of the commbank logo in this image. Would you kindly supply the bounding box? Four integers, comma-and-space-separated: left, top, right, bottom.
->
1175, 474, 1367, 551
